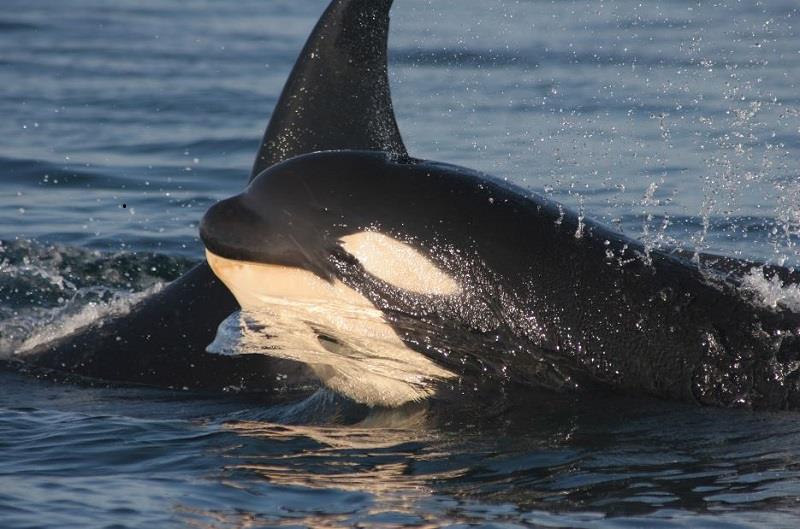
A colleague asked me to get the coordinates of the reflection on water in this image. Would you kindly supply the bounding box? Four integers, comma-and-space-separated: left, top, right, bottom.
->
178, 389, 800, 528
226, 406, 444, 524
3, 373, 800, 528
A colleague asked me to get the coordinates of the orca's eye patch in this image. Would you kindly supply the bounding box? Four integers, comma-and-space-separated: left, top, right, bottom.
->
338, 232, 460, 296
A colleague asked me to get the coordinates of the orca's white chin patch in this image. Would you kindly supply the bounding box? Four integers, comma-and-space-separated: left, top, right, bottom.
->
205, 249, 455, 408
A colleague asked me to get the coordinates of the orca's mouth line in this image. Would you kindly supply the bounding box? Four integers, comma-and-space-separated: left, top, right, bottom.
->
205, 249, 274, 275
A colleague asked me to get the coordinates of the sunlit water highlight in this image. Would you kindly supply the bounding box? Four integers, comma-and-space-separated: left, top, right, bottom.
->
2, 0, 800, 527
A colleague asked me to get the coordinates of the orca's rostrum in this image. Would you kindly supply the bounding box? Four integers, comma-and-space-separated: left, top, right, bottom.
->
23, 0, 800, 409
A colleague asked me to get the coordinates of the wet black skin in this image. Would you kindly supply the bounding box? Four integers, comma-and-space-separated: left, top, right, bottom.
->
201, 150, 800, 409
14, 0, 800, 408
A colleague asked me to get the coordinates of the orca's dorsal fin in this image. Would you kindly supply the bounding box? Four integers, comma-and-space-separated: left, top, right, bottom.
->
250, 0, 406, 180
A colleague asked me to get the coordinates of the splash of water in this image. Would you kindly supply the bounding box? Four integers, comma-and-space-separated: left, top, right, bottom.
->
207, 300, 455, 408
6, 283, 163, 358
0, 239, 190, 358
740, 267, 800, 312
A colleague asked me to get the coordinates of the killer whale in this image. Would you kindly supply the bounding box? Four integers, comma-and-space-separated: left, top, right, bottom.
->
13, 0, 800, 408
200, 149, 800, 409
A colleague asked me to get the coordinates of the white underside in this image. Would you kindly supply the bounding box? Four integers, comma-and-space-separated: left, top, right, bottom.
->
205, 233, 458, 407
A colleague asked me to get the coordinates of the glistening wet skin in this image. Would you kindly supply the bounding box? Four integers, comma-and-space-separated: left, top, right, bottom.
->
3, 0, 800, 528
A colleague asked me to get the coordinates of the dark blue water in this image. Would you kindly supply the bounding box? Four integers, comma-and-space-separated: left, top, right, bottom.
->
2, 0, 800, 527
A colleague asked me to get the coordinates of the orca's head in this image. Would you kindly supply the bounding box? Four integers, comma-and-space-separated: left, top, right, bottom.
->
200, 151, 461, 311
198, 151, 461, 407
200, 154, 335, 310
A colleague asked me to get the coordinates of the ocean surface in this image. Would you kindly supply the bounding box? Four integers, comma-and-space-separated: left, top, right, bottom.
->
2, 0, 800, 527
